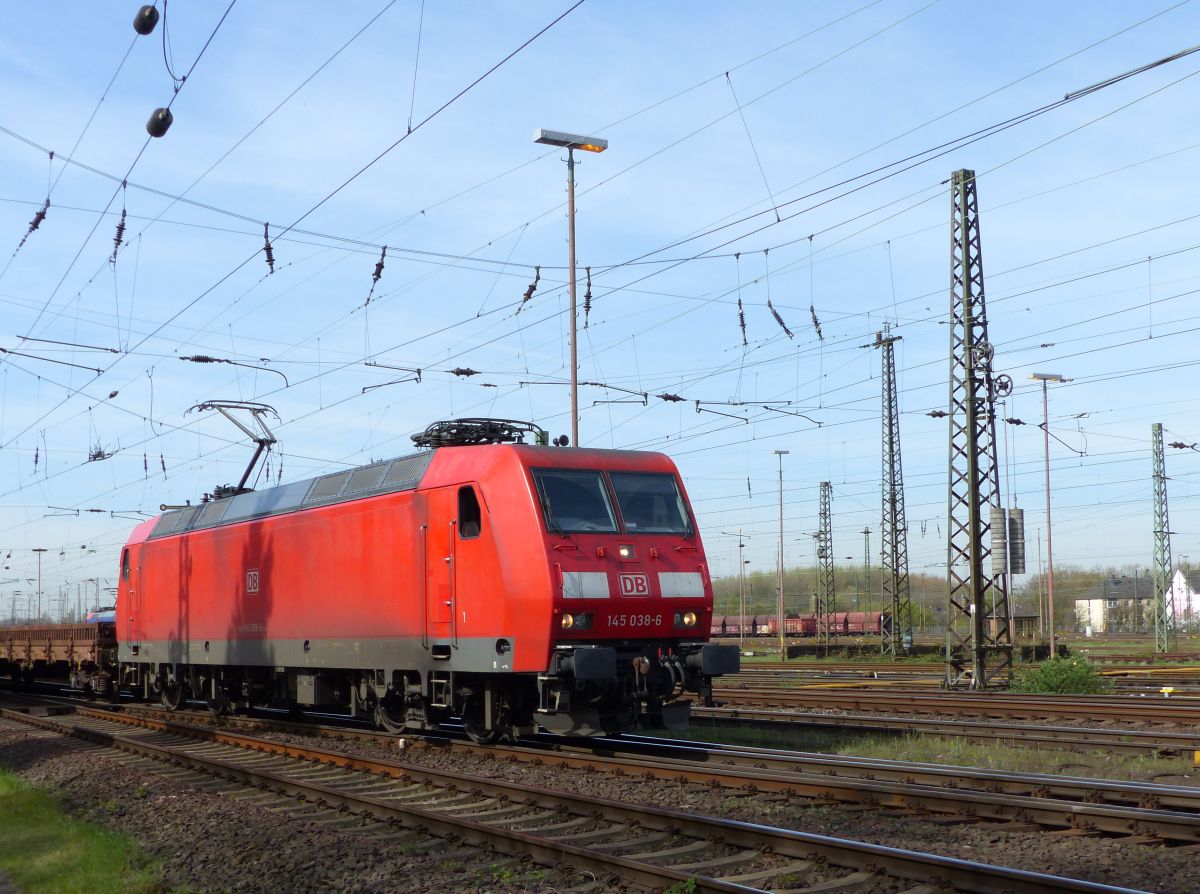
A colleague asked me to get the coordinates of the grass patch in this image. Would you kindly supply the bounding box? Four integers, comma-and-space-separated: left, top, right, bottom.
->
0, 769, 174, 894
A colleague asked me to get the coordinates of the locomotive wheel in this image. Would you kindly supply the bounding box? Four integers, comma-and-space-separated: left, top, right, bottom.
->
160, 681, 185, 711
100, 673, 121, 705
461, 692, 508, 745
206, 689, 230, 717
374, 702, 407, 734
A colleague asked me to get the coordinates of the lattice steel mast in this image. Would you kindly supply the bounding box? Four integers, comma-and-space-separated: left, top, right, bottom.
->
945, 170, 1012, 688
875, 326, 912, 656
1152, 422, 1176, 653
816, 481, 835, 646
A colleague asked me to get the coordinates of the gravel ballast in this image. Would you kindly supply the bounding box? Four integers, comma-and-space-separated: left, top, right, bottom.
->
3, 717, 1197, 893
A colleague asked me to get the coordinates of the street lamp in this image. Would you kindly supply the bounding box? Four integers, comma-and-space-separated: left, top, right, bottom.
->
533, 128, 608, 448
773, 450, 790, 658
720, 530, 752, 651
1031, 373, 1066, 657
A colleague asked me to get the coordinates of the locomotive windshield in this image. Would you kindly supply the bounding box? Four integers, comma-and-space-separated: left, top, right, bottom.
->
609, 472, 691, 534
532, 469, 619, 533
532, 468, 691, 535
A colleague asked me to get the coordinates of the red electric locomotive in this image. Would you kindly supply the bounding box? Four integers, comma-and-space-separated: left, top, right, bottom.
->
116, 419, 739, 741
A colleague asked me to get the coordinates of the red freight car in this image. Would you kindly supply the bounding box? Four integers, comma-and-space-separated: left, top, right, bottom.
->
116, 419, 739, 741
845, 611, 884, 635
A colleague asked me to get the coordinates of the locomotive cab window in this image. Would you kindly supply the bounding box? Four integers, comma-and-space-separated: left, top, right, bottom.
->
609, 472, 691, 534
532, 469, 618, 533
458, 486, 482, 538
121, 548, 130, 580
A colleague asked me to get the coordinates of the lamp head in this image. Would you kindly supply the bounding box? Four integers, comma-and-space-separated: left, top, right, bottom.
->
534, 128, 608, 153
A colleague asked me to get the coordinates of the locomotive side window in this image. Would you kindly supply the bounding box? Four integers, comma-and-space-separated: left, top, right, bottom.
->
121, 548, 130, 580
458, 486, 482, 538
532, 469, 618, 533
609, 472, 691, 534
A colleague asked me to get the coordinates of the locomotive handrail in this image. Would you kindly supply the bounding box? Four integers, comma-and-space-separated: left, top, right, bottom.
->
448, 519, 458, 648
419, 524, 429, 650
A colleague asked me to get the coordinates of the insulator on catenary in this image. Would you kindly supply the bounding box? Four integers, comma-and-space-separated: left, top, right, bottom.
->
33, 445, 39, 473
372, 246, 386, 282
263, 223, 275, 274
110, 206, 127, 264
146, 107, 173, 138
583, 266, 592, 328
809, 304, 824, 341
657, 393, 685, 403
364, 245, 387, 306
518, 266, 540, 314
767, 299, 794, 339
133, 5, 159, 35
449, 367, 479, 377
160, 454, 167, 479
737, 298, 747, 347
143, 452, 148, 479
16, 199, 50, 254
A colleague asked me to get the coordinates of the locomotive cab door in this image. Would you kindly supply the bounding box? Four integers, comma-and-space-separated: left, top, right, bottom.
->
421, 488, 456, 650
120, 546, 142, 654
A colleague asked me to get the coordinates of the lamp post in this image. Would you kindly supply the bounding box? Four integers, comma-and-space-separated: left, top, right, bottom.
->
31, 548, 47, 622
722, 530, 751, 651
774, 450, 790, 658
1031, 373, 1065, 657
533, 128, 608, 448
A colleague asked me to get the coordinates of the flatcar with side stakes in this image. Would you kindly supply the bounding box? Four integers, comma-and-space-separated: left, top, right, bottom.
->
115, 418, 739, 742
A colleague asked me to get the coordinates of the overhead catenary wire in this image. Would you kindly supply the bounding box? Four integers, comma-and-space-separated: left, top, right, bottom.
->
0, 1, 586, 464
8, 0, 241, 352
4, 6, 1195, 571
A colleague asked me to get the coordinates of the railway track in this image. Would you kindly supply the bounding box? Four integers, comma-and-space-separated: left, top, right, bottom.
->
0, 704, 1149, 894
729, 663, 1200, 696
54, 701, 1200, 843
713, 686, 1200, 724
694, 705, 1200, 754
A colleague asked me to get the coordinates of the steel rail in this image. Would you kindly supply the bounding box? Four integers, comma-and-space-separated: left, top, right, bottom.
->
713, 687, 1200, 721
599, 734, 1200, 814
0, 706, 1152, 894
446, 738, 1200, 842
695, 705, 1200, 752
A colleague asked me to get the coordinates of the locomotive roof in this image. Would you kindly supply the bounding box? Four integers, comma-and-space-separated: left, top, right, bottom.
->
145, 443, 673, 541
148, 450, 435, 540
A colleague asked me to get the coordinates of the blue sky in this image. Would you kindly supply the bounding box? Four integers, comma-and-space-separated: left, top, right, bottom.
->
2, 1, 1199, 617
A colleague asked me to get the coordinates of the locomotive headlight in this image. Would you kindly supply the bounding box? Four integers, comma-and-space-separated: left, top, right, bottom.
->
560, 613, 592, 631
617, 544, 635, 560
682, 611, 698, 627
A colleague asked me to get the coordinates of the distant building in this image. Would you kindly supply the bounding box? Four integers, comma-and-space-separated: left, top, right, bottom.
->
1167, 569, 1200, 627
1073, 568, 1200, 633
1073, 572, 1149, 634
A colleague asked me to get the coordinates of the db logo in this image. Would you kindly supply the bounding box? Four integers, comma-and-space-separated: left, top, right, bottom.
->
618, 573, 650, 597
246, 569, 260, 594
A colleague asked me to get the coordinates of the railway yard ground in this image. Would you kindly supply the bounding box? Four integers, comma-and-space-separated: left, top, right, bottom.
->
5, 645, 1200, 893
